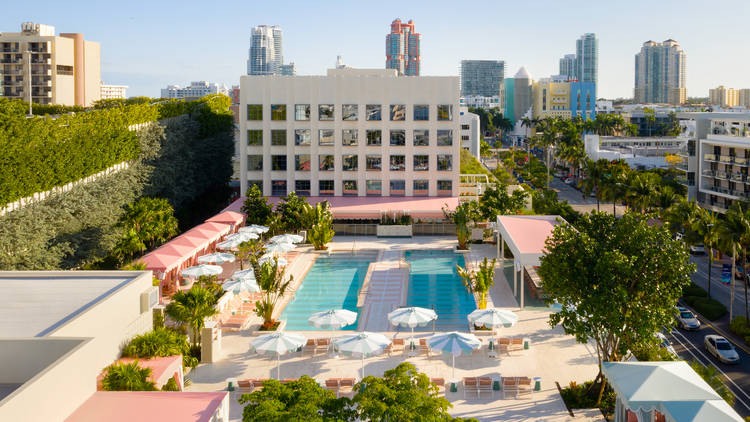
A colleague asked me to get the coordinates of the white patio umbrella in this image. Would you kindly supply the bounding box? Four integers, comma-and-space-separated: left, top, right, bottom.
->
265, 242, 295, 254
197, 252, 236, 265
222, 278, 260, 294
426, 332, 481, 379
229, 268, 256, 282
309, 309, 358, 354
270, 234, 304, 244
467, 308, 518, 331
387, 307, 438, 347
259, 254, 288, 267
181, 264, 223, 279
216, 232, 258, 250
250, 332, 307, 379
239, 224, 270, 234
334, 332, 391, 379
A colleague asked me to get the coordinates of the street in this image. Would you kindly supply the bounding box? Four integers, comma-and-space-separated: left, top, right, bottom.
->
690, 254, 750, 322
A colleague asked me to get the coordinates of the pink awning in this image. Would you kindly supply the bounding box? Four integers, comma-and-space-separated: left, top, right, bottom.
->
141, 222, 232, 276
206, 210, 245, 227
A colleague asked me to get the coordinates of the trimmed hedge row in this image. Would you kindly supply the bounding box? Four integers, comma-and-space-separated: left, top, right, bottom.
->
682, 282, 728, 321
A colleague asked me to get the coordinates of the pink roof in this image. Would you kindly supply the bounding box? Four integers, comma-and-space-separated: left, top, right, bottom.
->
206, 211, 244, 226
497, 215, 563, 255
141, 222, 231, 275
224, 196, 458, 219
66, 392, 227, 422
98, 356, 182, 389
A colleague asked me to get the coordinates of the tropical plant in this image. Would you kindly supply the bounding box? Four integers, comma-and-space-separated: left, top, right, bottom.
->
304, 201, 334, 250
599, 162, 630, 216
721, 202, 750, 320
457, 258, 497, 309
242, 185, 273, 226
253, 259, 293, 329
161, 377, 181, 391
101, 361, 157, 391
538, 212, 694, 405
379, 211, 413, 226
275, 192, 309, 232
165, 286, 218, 347
234, 239, 264, 270
122, 327, 198, 368
626, 172, 660, 213
478, 183, 527, 220
689, 360, 735, 406
444, 202, 479, 250
692, 207, 720, 300
653, 185, 679, 216
581, 159, 609, 211
479, 138, 493, 159
113, 197, 179, 261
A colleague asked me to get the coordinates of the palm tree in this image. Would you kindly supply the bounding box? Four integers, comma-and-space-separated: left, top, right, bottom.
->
653, 185, 678, 217
731, 202, 750, 319
101, 361, 157, 391
253, 258, 293, 328
581, 159, 608, 211
165, 286, 218, 347
692, 207, 720, 300
520, 117, 532, 153
719, 202, 747, 320
457, 258, 497, 309
600, 163, 630, 216
626, 172, 659, 213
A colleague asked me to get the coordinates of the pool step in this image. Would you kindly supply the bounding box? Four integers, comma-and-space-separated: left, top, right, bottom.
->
358, 250, 408, 332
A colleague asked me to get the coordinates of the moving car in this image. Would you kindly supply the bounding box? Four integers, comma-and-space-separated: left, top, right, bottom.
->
564, 178, 576, 185
655, 332, 677, 357
704, 335, 740, 364
689, 244, 705, 255
676, 307, 700, 330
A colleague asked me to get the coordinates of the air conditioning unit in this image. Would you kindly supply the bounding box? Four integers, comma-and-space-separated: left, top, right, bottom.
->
140, 286, 159, 314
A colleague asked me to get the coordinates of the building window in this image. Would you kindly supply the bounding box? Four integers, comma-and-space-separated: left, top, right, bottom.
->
366, 155, 382, 171
390, 155, 405, 171
413, 180, 429, 196
342, 154, 358, 171
343, 129, 358, 146
295, 154, 311, 171
437, 130, 453, 146
319, 104, 334, 121
414, 104, 429, 121
461, 135, 470, 141
247, 155, 263, 171
319, 180, 334, 196
390, 180, 405, 196
366, 104, 382, 121
437, 180, 452, 195
319, 155, 335, 171
342, 104, 358, 121
295, 129, 311, 146
366, 180, 382, 196
367, 130, 382, 146
319, 129, 335, 146
390, 104, 406, 121
437, 154, 452, 171
248, 180, 263, 191
461, 124, 470, 130
295, 180, 311, 196
295, 104, 310, 121
271, 104, 286, 121
390, 130, 405, 146
414, 129, 429, 146
247, 130, 263, 146
413, 155, 429, 171
247, 104, 262, 120
271, 129, 286, 146
437, 105, 453, 121
271, 155, 287, 171
343, 180, 358, 196
271, 180, 287, 196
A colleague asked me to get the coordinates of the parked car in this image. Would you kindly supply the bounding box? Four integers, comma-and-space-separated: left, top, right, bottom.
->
676, 307, 701, 330
689, 244, 705, 255
655, 332, 678, 357
564, 178, 576, 185
704, 335, 740, 364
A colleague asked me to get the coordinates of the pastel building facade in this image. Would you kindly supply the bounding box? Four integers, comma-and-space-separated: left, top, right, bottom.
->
161, 81, 229, 100
634, 39, 687, 105
385, 19, 421, 76
0, 22, 100, 106
100, 83, 127, 99
240, 68, 460, 198
460, 107, 481, 158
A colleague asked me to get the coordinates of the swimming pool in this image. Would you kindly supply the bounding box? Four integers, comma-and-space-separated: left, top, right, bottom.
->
405, 250, 476, 331
280, 252, 375, 330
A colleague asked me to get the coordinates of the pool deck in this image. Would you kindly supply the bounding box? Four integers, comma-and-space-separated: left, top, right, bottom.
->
187, 237, 602, 421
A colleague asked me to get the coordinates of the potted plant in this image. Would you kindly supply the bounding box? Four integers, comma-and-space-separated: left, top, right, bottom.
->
376, 211, 413, 238
457, 257, 497, 309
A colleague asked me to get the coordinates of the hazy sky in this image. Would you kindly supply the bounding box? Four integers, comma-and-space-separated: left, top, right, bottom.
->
3, 0, 749, 99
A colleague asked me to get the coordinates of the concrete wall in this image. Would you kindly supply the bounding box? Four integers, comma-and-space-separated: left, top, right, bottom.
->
83, 40, 101, 106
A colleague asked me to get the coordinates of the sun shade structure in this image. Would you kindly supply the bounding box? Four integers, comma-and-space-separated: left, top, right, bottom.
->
270, 234, 304, 244
250, 332, 307, 379
196, 252, 236, 265
181, 264, 223, 279
264, 242, 295, 254
467, 308, 518, 331
308, 309, 358, 330
426, 331, 481, 379
217, 232, 258, 250
387, 307, 438, 345
259, 255, 288, 267
334, 332, 391, 378
602, 361, 743, 422
239, 224, 270, 234
222, 278, 259, 295
496, 215, 567, 309
205, 210, 245, 229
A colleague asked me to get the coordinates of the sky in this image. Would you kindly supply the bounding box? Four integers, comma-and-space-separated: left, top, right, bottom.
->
3, 0, 749, 99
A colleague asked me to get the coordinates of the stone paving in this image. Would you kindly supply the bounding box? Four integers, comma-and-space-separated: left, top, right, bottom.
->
187, 237, 602, 421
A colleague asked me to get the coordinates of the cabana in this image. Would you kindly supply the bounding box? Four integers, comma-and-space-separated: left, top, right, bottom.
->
205, 211, 245, 232
495, 215, 566, 309
602, 361, 743, 422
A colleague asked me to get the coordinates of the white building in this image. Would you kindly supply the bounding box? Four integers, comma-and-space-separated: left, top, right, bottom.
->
100, 83, 127, 99
160, 81, 228, 100
584, 134, 686, 169
460, 107, 481, 158
460, 95, 503, 110
240, 68, 460, 197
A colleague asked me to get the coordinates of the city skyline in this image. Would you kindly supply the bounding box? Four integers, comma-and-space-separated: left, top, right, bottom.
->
2, 0, 748, 99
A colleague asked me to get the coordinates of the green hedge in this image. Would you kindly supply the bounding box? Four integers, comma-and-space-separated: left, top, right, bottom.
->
681, 282, 727, 321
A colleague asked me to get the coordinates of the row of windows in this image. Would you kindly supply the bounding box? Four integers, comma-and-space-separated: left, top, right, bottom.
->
247, 129, 453, 147
247, 154, 453, 172
250, 179, 454, 197
248, 104, 453, 122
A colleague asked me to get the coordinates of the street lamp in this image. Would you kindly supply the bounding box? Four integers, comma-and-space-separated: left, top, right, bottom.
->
25, 49, 32, 117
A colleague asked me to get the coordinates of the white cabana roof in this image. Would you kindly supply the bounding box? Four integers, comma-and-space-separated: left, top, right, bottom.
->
602, 361, 743, 422
496, 215, 566, 266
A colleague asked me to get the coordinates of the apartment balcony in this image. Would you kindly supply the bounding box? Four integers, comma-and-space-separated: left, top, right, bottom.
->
30, 58, 51, 65
675, 175, 695, 187
703, 185, 750, 199
0, 57, 21, 64
31, 78, 52, 87
31, 68, 52, 76
675, 160, 688, 171
704, 154, 750, 167
1, 48, 19, 53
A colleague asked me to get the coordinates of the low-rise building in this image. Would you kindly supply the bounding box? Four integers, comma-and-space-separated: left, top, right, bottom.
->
460, 95, 503, 110
460, 107, 480, 158
585, 134, 686, 169
100, 83, 127, 99
532, 79, 596, 121
161, 81, 229, 100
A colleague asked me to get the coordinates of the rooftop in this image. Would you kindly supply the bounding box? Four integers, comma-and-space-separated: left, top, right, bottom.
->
66, 392, 228, 422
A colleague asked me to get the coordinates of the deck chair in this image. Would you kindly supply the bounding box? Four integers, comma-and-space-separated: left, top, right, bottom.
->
478, 377, 493, 398
316, 338, 331, 354
419, 338, 431, 357
338, 378, 356, 398
517, 377, 533, 398
324, 379, 340, 398
510, 338, 524, 353
236, 379, 253, 392
304, 339, 317, 356
497, 338, 511, 355
463, 377, 479, 398
502, 377, 519, 399
431, 378, 446, 396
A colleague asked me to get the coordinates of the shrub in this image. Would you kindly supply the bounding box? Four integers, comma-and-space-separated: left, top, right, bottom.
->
690, 298, 727, 321
730, 316, 750, 338
379, 211, 412, 226
560, 380, 616, 416
683, 283, 708, 298
161, 377, 180, 391
122, 327, 197, 369
101, 361, 157, 391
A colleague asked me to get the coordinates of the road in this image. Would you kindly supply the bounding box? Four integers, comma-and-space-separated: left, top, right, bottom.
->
689, 254, 750, 322
547, 178, 628, 216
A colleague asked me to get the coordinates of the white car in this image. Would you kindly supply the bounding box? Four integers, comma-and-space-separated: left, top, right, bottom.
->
704, 335, 740, 364
676, 307, 701, 330
689, 244, 705, 255
655, 332, 677, 357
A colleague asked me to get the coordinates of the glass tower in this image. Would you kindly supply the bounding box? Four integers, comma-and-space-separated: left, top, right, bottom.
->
460, 60, 505, 97
386, 19, 421, 76
247, 25, 295, 76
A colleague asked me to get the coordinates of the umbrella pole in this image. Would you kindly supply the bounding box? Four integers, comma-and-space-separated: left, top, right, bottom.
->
361, 354, 365, 379
452, 354, 455, 379
277, 354, 280, 380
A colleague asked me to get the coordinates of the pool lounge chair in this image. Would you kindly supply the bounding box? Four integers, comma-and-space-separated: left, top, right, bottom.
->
385, 338, 405, 357
517, 377, 533, 398
463, 377, 479, 398
431, 378, 446, 396
324, 379, 340, 397
502, 377, 518, 399
236, 379, 254, 392
478, 377, 493, 398
338, 378, 356, 398
303, 339, 317, 356
418, 339, 431, 357
316, 338, 331, 354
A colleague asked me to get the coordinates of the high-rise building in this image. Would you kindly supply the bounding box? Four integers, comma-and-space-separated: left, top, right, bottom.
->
575, 33, 598, 86
0, 22, 101, 106
385, 19, 421, 76
709, 86, 739, 107
558, 54, 576, 80
247, 25, 295, 76
740, 89, 750, 108
460, 60, 505, 97
100, 84, 127, 99
634, 39, 687, 104
503, 67, 533, 124
160, 81, 228, 100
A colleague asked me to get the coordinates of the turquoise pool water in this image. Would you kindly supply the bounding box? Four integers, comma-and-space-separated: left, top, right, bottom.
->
280, 252, 374, 330
405, 250, 476, 331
